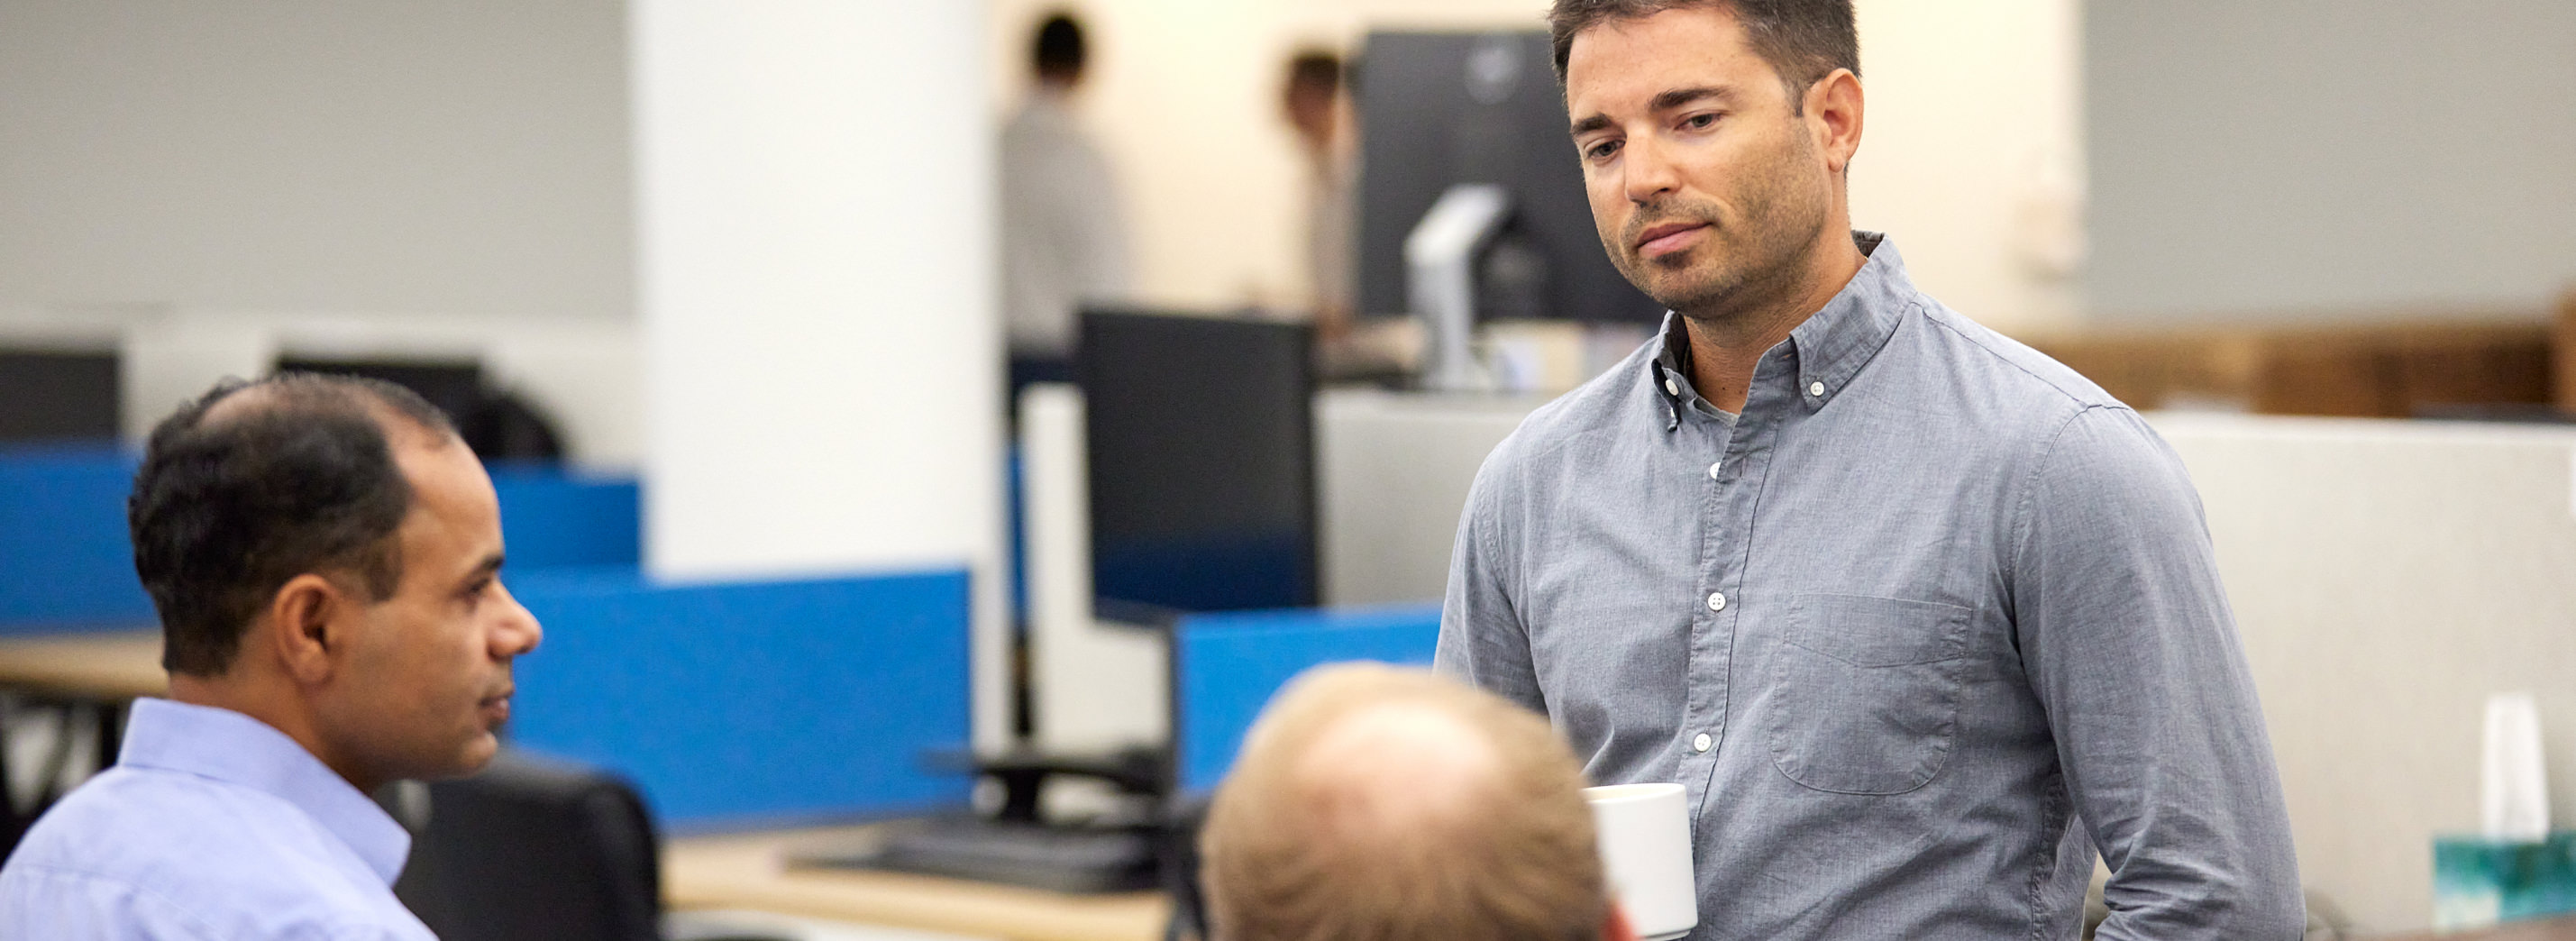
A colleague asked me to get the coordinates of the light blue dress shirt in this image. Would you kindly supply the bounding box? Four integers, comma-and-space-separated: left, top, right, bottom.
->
0, 698, 435, 940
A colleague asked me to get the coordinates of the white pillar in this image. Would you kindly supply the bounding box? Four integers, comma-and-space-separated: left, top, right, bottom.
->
631, 0, 1007, 752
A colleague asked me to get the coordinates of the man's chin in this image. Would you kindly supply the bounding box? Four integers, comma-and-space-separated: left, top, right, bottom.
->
1637, 275, 1736, 316
444, 732, 503, 778
1616, 252, 1725, 309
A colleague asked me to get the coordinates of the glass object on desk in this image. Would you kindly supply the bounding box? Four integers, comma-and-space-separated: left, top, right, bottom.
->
2486, 692, 2551, 841
2434, 832, 2576, 931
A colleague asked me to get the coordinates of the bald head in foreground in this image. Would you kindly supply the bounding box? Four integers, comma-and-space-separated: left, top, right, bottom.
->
1200, 664, 1638, 941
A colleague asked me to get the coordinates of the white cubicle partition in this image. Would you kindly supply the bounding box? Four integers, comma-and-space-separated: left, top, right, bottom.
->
1319, 396, 2576, 932
1019, 385, 1167, 759
2151, 414, 2576, 933
1316, 388, 1546, 607
1312, 389, 2576, 932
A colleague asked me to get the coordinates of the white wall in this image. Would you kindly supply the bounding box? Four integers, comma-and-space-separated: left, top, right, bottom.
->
1847, 0, 2084, 332
984, 0, 2085, 332
2086, 0, 2576, 323
632, 1, 1009, 749
0, 0, 633, 321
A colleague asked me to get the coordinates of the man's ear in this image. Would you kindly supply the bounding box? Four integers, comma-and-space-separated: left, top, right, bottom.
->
1804, 68, 1865, 175
1603, 900, 1641, 941
265, 573, 347, 685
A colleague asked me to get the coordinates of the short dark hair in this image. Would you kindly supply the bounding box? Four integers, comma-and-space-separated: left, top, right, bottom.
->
130, 373, 457, 676
1549, 0, 1858, 105
1284, 50, 1343, 99
1033, 13, 1088, 82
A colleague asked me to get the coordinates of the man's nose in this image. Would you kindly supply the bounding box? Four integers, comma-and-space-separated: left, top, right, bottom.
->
1622, 132, 1682, 206
491, 583, 543, 657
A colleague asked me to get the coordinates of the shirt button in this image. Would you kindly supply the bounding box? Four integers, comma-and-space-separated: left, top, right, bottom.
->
1693, 733, 1713, 753
1664, 376, 1681, 397
1705, 591, 1726, 612
1706, 461, 1722, 480
1808, 380, 1826, 397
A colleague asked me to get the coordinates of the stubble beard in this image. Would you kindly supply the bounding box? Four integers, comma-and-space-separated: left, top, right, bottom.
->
1603, 130, 1833, 333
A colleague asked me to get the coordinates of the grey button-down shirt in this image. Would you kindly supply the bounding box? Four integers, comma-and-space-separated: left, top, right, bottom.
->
1437, 234, 2303, 940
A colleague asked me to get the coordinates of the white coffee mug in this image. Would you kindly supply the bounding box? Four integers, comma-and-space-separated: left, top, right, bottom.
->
1585, 782, 1697, 941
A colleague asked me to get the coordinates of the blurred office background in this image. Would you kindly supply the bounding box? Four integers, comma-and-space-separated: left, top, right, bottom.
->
1, 1, 2572, 939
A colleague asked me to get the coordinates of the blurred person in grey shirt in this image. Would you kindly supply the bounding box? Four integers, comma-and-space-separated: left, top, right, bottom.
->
1281, 50, 1355, 342
1000, 11, 1130, 389
1433, 2, 2303, 938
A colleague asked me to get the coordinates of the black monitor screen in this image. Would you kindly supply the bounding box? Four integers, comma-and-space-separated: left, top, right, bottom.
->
1081, 311, 1317, 612
0, 351, 121, 445
1356, 30, 1662, 324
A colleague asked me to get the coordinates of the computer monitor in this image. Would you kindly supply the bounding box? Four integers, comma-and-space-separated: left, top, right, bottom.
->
1355, 30, 1661, 325
0, 351, 120, 445
272, 355, 563, 462
272, 355, 485, 424
1079, 311, 1318, 612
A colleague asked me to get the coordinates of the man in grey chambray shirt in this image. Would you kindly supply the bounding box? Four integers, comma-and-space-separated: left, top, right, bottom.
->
1434, 2, 2304, 938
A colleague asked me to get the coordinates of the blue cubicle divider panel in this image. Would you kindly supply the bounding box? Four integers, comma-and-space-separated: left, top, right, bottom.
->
506, 567, 973, 826
487, 466, 641, 570
1173, 603, 1441, 795
0, 450, 638, 634
0, 446, 152, 633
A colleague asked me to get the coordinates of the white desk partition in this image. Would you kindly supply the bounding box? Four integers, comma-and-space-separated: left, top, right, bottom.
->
1019, 384, 1167, 759
1315, 391, 2576, 932
2151, 413, 2576, 933
1315, 388, 1547, 607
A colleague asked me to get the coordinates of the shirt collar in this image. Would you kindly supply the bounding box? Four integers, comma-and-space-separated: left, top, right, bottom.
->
116, 698, 414, 884
1648, 231, 1913, 428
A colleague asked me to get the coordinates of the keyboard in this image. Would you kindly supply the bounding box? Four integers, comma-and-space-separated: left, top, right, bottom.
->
793, 816, 1161, 895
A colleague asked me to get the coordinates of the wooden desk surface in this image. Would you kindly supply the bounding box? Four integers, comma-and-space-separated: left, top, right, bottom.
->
0, 630, 166, 700
663, 826, 1169, 941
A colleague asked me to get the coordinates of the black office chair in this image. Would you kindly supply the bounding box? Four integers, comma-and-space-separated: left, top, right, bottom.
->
392, 750, 784, 941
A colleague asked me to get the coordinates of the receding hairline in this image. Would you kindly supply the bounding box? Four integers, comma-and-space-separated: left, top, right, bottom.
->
196, 378, 457, 451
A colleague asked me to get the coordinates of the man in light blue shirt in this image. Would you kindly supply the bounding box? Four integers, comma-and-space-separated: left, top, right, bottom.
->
0, 373, 544, 938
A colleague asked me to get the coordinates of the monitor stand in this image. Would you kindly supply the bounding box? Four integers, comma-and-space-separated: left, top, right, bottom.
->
1407, 183, 1512, 392
791, 387, 1196, 896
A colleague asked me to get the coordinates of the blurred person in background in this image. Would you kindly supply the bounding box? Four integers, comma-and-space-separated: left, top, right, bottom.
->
1200, 663, 1639, 941
1001, 10, 1132, 402
0, 374, 542, 938
1282, 50, 1355, 343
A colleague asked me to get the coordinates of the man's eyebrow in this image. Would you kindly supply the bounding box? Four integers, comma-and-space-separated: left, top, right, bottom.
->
1569, 85, 1740, 137
1648, 85, 1735, 113
461, 553, 504, 583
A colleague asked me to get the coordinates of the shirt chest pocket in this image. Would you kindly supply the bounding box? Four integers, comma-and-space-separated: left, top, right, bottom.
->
1764, 593, 1972, 795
